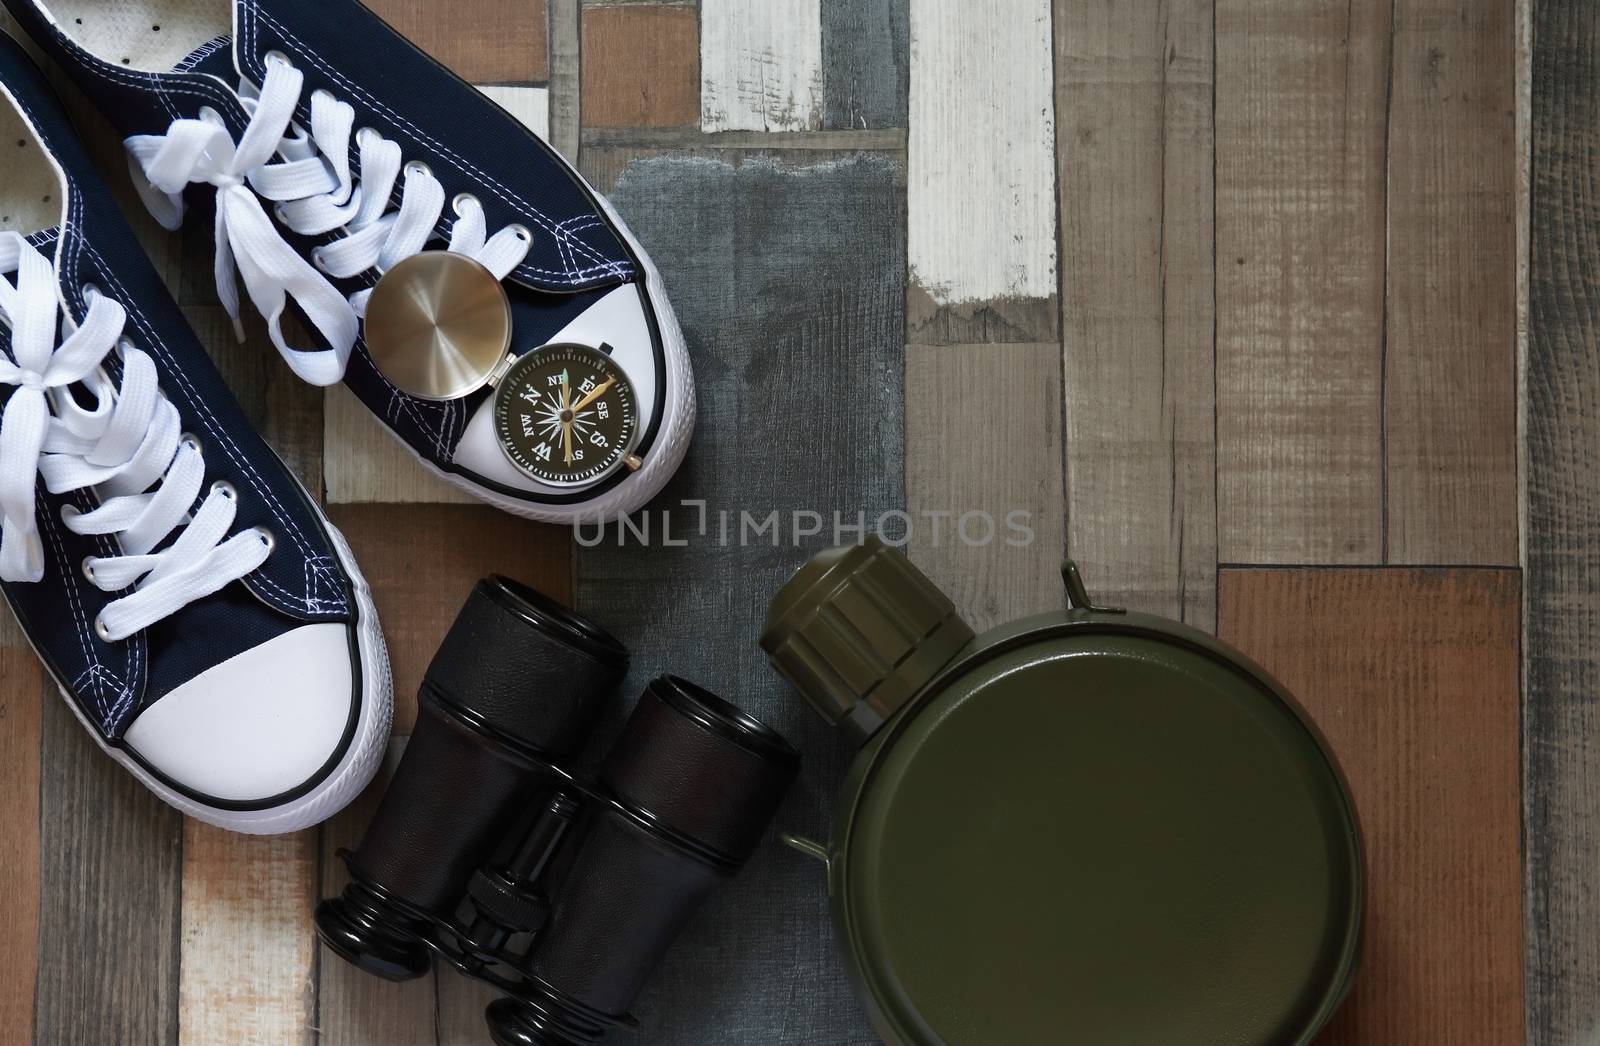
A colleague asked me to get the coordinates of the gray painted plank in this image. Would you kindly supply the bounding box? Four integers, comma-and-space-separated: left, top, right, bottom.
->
575, 149, 902, 1045
821, 0, 908, 130
1525, 0, 1600, 1038
34, 690, 182, 1046
547, 0, 581, 162
904, 343, 1066, 633
1055, 0, 1217, 627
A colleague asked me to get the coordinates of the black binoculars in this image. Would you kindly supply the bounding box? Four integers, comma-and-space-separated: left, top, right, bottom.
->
314, 576, 800, 1045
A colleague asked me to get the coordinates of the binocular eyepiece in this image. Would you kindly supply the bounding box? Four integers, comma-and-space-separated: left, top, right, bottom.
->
315, 576, 799, 1045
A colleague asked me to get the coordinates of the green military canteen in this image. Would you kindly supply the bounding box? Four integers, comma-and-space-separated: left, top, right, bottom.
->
762, 538, 1365, 1045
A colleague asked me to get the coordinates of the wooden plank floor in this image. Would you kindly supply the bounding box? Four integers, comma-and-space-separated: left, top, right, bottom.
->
0, 0, 1555, 1042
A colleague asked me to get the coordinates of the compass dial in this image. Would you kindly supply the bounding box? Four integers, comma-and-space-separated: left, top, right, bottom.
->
492, 343, 640, 487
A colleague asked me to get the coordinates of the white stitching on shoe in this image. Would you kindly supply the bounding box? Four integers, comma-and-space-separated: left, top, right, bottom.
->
243, 3, 631, 282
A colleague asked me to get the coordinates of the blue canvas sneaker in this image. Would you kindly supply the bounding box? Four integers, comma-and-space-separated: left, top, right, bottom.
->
5, 0, 695, 524
0, 31, 390, 833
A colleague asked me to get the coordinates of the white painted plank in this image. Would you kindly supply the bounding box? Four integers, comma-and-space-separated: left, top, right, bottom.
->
701, 0, 824, 132
477, 83, 550, 142
907, 0, 1057, 309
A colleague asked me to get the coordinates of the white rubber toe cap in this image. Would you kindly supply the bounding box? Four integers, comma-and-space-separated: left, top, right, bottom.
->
122, 623, 356, 804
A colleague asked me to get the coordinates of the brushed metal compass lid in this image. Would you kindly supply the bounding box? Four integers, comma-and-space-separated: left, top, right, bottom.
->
364, 251, 512, 400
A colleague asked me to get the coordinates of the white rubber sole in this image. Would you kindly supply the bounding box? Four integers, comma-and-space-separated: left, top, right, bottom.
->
43, 496, 393, 835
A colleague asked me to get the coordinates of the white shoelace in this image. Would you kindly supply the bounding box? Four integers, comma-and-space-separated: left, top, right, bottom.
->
0, 233, 271, 641
125, 54, 534, 387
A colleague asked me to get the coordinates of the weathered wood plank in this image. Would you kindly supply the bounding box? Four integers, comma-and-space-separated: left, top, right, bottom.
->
548, 0, 582, 163
904, 343, 1064, 632
1526, 1, 1600, 1037
820, 0, 908, 131
178, 827, 317, 1046
575, 149, 901, 1044
0, 648, 41, 1046
175, 304, 323, 1046
434, 973, 502, 1046
581, 126, 906, 152
326, 503, 572, 736
907, 0, 1057, 344
580, 4, 699, 128
363, 0, 549, 84
34, 687, 182, 1044
316, 739, 437, 1046
322, 384, 477, 505
1384, 0, 1518, 565
701, 0, 824, 132
1215, 0, 1388, 563
1055, 0, 1217, 627
1219, 567, 1523, 1043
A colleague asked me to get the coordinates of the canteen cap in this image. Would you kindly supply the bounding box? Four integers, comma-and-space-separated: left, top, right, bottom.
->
761, 538, 975, 740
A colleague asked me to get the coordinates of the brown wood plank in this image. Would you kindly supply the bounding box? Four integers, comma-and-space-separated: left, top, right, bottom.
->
316, 739, 437, 1046
1384, 0, 1518, 564
1055, 0, 1217, 627
325, 504, 571, 735
580, 4, 699, 128
1218, 567, 1522, 1043
1526, 0, 1600, 1036
0, 647, 42, 1046
1215, 0, 1389, 563
178, 827, 318, 1045
363, 0, 549, 83
905, 343, 1065, 632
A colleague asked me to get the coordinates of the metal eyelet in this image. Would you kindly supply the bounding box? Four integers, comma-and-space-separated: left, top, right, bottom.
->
508, 223, 532, 244
58, 504, 79, 524
255, 526, 276, 554
404, 160, 433, 180
94, 614, 112, 643
263, 50, 291, 68
179, 431, 203, 455
80, 556, 96, 583
356, 127, 380, 148
310, 248, 330, 273
211, 480, 237, 501
452, 192, 480, 216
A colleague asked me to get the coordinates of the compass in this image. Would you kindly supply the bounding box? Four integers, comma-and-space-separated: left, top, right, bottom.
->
364, 253, 645, 489
491, 343, 641, 487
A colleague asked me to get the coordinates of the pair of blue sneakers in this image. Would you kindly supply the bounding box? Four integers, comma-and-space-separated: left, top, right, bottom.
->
0, 0, 692, 832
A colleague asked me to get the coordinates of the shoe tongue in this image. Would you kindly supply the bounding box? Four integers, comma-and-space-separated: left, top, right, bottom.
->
173, 34, 235, 78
